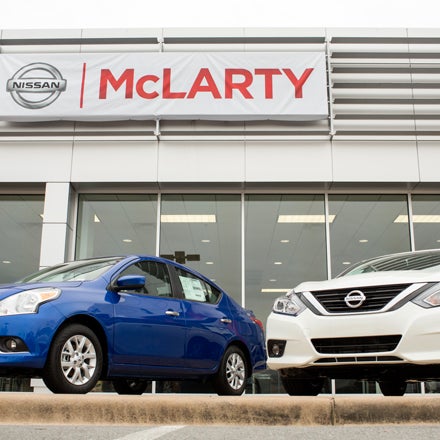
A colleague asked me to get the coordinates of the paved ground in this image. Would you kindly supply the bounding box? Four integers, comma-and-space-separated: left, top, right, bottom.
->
0, 393, 440, 425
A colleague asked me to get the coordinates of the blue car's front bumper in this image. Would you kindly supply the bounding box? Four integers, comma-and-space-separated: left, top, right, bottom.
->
0, 303, 64, 372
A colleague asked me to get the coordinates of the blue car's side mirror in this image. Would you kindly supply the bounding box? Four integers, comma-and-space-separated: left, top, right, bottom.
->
113, 275, 146, 291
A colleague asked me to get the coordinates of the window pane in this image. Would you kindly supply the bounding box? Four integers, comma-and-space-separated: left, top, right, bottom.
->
76, 194, 157, 259
0, 195, 44, 283
118, 261, 172, 297
245, 195, 327, 323
412, 195, 440, 250
160, 195, 241, 304
329, 195, 411, 277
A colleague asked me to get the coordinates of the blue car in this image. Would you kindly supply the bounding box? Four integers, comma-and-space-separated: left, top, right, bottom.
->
0, 255, 266, 395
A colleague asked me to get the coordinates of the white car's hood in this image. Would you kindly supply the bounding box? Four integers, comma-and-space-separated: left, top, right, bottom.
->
294, 270, 440, 293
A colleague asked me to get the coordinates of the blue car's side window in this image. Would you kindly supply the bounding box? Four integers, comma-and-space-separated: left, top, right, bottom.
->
175, 268, 221, 304
117, 261, 173, 297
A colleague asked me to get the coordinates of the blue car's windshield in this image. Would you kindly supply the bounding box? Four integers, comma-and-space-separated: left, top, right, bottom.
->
340, 251, 440, 277
19, 257, 123, 283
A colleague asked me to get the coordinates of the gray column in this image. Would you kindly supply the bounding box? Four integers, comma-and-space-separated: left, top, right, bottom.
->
39, 182, 75, 269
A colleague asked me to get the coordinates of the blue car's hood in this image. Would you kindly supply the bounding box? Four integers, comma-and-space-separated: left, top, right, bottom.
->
0, 281, 83, 298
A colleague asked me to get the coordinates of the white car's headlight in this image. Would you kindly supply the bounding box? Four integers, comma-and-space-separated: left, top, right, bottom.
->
273, 292, 306, 316
0, 288, 61, 316
412, 283, 440, 308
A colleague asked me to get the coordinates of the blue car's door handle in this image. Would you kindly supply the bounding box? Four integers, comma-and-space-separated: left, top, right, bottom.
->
220, 317, 232, 324
165, 310, 180, 317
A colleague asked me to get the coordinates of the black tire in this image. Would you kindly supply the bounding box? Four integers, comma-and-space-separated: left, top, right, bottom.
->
212, 346, 248, 396
42, 324, 103, 394
378, 380, 407, 396
112, 379, 150, 395
281, 376, 324, 396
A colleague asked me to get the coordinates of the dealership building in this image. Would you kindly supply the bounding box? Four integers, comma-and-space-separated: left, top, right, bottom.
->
1, 26, 440, 394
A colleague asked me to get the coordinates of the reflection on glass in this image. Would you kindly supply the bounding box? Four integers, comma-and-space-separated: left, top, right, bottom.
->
412, 195, 440, 251
0, 195, 44, 283
245, 195, 327, 324
160, 195, 241, 304
76, 195, 157, 259
329, 195, 411, 277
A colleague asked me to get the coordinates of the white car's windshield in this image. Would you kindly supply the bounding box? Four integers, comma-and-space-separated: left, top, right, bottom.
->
19, 257, 123, 283
340, 251, 440, 276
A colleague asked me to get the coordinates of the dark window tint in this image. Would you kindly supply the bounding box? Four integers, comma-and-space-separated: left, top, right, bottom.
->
118, 261, 172, 297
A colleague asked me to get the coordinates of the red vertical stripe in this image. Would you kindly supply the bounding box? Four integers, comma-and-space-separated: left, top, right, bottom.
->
80, 62, 87, 108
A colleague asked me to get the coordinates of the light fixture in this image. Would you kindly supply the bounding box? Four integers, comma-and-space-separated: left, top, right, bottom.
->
261, 288, 290, 293
280, 239, 290, 243
269, 279, 277, 282
277, 214, 335, 223
2, 260, 11, 264
93, 214, 101, 223
394, 215, 440, 223
274, 261, 283, 265
201, 239, 211, 243
206, 261, 214, 265
122, 239, 132, 243
342, 261, 351, 265
359, 239, 368, 243
161, 214, 216, 223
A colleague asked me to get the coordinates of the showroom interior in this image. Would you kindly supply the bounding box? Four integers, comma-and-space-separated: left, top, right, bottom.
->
1, 26, 440, 393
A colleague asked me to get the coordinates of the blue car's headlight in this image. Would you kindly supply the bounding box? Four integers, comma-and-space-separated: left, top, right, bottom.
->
272, 292, 306, 316
0, 288, 61, 316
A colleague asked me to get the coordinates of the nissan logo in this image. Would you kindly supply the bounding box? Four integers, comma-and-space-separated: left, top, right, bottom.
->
6, 63, 67, 109
344, 290, 366, 309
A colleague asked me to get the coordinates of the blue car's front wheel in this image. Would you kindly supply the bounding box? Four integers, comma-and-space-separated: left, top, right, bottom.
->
42, 324, 103, 394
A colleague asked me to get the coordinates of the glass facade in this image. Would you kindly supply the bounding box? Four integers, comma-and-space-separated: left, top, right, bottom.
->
72, 192, 440, 327
412, 195, 440, 251
0, 195, 44, 284
76, 194, 157, 259
159, 195, 242, 305
329, 195, 411, 277
245, 195, 327, 323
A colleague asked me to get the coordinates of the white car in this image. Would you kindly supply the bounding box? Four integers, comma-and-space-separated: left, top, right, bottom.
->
266, 249, 440, 396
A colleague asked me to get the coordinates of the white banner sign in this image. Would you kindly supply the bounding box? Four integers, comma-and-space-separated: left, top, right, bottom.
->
0, 52, 328, 122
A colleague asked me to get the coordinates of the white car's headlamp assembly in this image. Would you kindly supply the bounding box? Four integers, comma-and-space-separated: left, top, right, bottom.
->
0, 288, 61, 316
273, 291, 306, 316
412, 283, 440, 308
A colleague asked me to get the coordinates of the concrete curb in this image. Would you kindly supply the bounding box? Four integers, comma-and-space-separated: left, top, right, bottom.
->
0, 393, 439, 425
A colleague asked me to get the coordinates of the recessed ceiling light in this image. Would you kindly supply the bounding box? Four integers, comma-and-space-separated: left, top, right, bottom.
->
161, 214, 216, 223
201, 239, 211, 243
269, 279, 277, 282
342, 261, 351, 265
359, 239, 368, 243
278, 215, 335, 224
274, 261, 283, 265
394, 215, 440, 223
2, 260, 11, 264
93, 214, 101, 223
261, 288, 290, 293
280, 240, 290, 243
206, 261, 214, 265
122, 239, 132, 243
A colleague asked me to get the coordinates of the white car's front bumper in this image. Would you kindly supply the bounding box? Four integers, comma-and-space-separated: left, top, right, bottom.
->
266, 301, 440, 371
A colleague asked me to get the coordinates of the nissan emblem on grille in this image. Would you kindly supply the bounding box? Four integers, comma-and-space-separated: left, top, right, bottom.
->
344, 290, 366, 309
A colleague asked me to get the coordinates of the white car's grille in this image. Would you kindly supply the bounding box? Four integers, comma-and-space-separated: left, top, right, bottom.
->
312, 335, 402, 354
311, 284, 411, 313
